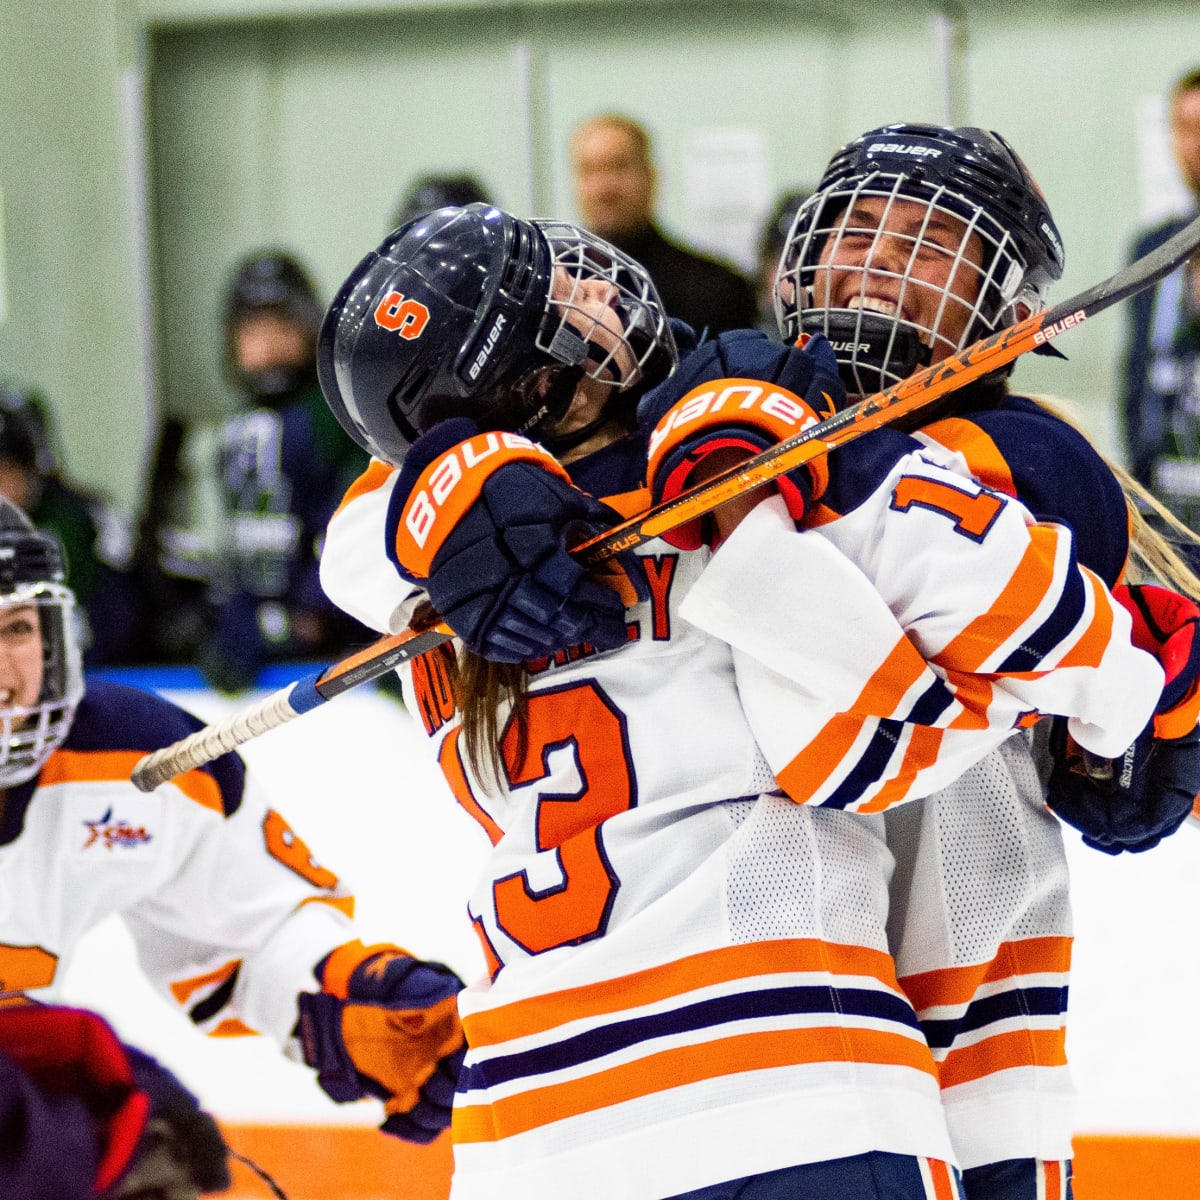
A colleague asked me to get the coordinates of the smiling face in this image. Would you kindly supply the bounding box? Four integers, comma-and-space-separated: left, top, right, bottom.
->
812, 193, 986, 364
0, 603, 44, 713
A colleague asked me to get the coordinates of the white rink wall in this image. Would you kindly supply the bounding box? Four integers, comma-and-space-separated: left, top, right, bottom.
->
58, 681, 1200, 1136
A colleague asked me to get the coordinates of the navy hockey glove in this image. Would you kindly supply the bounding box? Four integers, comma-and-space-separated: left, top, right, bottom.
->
1047, 581, 1200, 853
639, 330, 844, 548
297, 941, 466, 1144
1046, 718, 1200, 854
389, 418, 647, 662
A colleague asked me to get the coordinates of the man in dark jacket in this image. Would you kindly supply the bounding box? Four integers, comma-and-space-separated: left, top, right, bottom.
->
1121, 66, 1200, 526
570, 112, 757, 338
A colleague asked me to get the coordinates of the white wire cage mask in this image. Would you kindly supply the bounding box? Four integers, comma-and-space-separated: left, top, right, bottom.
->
0, 584, 84, 788
533, 219, 676, 391
774, 171, 1048, 397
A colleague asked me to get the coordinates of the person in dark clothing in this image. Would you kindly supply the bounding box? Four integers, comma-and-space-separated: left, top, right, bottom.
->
200, 250, 372, 692
0, 385, 145, 666
1121, 67, 1200, 525
570, 112, 758, 338
390, 172, 493, 232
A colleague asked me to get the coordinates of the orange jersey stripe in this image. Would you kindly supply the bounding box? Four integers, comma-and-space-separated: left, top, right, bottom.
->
1055, 570, 1114, 670
454, 1023, 936, 1144
934, 525, 1062, 673
776, 712, 868, 804
464, 938, 902, 1048
943, 670, 995, 729
776, 636, 929, 805
169, 958, 241, 1006
602, 486, 652, 519
0, 943, 58, 991
856, 724, 946, 813
937, 1026, 1067, 1089
923, 1156, 960, 1200
900, 936, 1072, 1013
332, 459, 394, 520
41, 749, 224, 813
922, 416, 1017, 498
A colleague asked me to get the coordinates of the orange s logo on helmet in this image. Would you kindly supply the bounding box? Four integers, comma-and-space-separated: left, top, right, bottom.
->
373, 290, 430, 340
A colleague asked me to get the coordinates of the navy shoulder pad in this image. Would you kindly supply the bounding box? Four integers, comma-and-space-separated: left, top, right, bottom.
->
69, 680, 245, 815
967, 396, 1128, 585
821, 427, 925, 518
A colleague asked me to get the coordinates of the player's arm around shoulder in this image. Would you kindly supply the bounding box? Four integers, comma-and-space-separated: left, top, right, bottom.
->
321, 458, 423, 634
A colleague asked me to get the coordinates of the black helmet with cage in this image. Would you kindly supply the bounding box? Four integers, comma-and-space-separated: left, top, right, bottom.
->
774, 122, 1064, 397
223, 250, 324, 404
0, 498, 83, 786
317, 203, 677, 463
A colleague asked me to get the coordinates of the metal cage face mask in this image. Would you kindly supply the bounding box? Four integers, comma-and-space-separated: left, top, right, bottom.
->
0, 584, 83, 788
775, 172, 1042, 397
533, 220, 676, 391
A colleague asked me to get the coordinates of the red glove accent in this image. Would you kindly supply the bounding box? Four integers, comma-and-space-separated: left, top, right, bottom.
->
1113, 583, 1200, 739
645, 377, 829, 549
0, 1005, 150, 1193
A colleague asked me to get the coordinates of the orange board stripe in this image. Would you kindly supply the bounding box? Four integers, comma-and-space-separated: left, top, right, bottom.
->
212, 1128, 1200, 1200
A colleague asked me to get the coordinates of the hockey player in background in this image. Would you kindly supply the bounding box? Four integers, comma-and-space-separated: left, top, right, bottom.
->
198, 250, 371, 692
640, 122, 1200, 1199
0, 497, 464, 1146
314, 202, 1168, 1199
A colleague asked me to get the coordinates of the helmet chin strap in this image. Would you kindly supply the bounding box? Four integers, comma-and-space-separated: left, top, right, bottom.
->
802, 310, 928, 398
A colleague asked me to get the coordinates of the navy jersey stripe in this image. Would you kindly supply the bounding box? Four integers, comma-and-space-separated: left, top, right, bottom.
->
460, 984, 921, 1091
919, 985, 1068, 1051
64, 680, 245, 815
821, 720, 903, 810
996, 549, 1086, 673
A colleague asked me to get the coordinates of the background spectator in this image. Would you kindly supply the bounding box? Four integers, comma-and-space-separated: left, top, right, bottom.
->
389, 172, 493, 231
200, 249, 372, 692
1121, 67, 1200, 530
0, 384, 146, 665
569, 112, 758, 336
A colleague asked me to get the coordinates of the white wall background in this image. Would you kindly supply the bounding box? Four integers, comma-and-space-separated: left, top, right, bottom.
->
57, 682, 1200, 1136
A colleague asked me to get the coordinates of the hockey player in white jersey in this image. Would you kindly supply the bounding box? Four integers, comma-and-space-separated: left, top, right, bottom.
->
316, 202, 1164, 1199
0, 498, 464, 1145
640, 122, 1200, 1200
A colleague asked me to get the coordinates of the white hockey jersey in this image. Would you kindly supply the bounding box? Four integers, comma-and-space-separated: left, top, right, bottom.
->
0, 681, 355, 1047
322, 447, 961, 1200
683, 427, 1162, 812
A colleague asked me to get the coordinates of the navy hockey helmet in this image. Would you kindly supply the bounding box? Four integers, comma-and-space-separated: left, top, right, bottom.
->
391, 173, 493, 230
0, 384, 58, 477
225, 251, 323, 337
224, 251, 323, 403
0, 498, 83, 786
317, 203, 677, 463
774, 122, 1064, 397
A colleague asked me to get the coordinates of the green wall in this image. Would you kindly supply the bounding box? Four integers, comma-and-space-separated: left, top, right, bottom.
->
4, 0, 1200, 515
0, 0, 151, 512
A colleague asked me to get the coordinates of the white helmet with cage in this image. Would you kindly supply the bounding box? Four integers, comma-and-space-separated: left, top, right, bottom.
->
0, 498, 83, 787
774, 122, 1064, 398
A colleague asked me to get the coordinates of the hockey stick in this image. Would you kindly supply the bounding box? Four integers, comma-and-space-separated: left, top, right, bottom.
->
131, 212, 1200, 793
